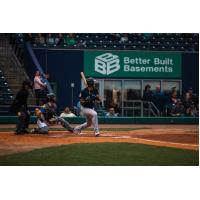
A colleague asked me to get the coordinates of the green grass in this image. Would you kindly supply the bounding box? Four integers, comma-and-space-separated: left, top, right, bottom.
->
0, 143, 198, 166
0, 127, 150, 132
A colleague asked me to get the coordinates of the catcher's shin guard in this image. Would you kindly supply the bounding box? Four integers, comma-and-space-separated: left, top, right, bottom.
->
57, 117, 74, 132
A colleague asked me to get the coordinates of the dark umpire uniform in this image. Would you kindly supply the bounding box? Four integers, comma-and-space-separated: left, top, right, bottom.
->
10, 80, 32, 135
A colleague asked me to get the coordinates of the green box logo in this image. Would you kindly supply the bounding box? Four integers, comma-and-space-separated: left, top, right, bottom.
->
84, 50, 182, 78
95, 53, 120, 75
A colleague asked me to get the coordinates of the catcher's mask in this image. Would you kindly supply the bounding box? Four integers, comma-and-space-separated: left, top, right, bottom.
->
47, 93, 56, 103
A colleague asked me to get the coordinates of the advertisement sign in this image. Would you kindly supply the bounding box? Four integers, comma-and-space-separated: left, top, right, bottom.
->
84, 51, 182, 78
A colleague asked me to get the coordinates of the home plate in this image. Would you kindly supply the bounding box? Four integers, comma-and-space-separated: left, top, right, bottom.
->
100, 134, 131, 139
100, 134, 114, 137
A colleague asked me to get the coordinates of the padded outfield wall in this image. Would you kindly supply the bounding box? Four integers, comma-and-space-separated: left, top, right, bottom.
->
0, 116, 198, 124
24, 48, 199, 110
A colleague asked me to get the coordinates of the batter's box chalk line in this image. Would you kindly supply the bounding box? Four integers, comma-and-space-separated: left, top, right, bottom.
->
48, 132, 131, 138
100, 134, 131, 138
48, 133, 68, 138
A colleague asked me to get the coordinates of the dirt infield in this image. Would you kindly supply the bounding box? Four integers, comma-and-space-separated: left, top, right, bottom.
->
0, 124, 198, 156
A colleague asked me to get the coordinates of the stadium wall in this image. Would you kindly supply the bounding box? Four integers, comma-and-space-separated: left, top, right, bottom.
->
0, 116, 198, 124
24, 48, 83, 110
182, 52, 199, 94
24, 49, 199, 110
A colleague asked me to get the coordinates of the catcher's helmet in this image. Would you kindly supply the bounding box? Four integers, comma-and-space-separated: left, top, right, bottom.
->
87, 77, 94, 87
47, 93, 56, 102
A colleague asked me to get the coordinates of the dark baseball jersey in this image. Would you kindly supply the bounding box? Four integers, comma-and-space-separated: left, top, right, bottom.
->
80, 88, 99, 109
41, 102, 57, 120
10, 88, 29, 113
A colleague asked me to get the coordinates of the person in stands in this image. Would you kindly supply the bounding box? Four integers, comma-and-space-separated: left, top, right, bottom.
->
106, 107, 119, 117
60, 107, 76, 118
33, 71, 46, 105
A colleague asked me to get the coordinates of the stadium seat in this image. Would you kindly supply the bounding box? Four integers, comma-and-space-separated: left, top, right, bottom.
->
0, 68, 13, 106
8, 33, 199, 52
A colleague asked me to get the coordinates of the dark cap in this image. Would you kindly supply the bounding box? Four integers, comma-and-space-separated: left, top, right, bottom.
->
22, 79, 32, 89
47, 93, 56, 99
47, 93, 56, 103
145, 84, 151, 89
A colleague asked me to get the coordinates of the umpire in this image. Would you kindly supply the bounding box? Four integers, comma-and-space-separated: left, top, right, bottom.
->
10, 79, 33, 135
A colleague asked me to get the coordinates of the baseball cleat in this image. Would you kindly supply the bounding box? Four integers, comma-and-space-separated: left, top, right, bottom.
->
30, 128, 36, 133
95, 132, 100, 137
68, 127, 74, 133
73, 128, 82, 135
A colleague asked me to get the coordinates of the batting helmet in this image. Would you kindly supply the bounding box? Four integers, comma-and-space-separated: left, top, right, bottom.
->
87, 77, 94, 87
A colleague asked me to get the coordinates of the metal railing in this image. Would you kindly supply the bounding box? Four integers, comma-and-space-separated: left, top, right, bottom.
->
26, 42, 53, 94
0, 34, 34, 98
123, 100, 160, 117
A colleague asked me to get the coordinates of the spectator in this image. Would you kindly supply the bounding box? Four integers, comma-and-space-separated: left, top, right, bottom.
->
171, 89, 178, 104
142, 84, 153, 102
143, 33, 152, 38
110, 33, 121, 41
30, 108, 48, 134
120, 33, 129, 43
63, 33, 76, 46
60, 107, 76, 118
170, 89, 177, 107
184, 87, 193, 108
25, 33, 34, 43
55, 33, 63, 45
165, 87, 179, 116
170, 100, 185, 116
152, 86, 165, 116
40, 73, 49, 84
186, 103, 198, 117
108, 101, 121, 115
34, 71, 46, 105
106, 107, 118, 117
40, 73, 50, 102
46, 33, 55, 45
35, 33, 45, 45
142, 84, 153, 115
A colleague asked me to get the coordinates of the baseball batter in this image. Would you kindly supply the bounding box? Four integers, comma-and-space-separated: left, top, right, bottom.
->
74, 78, 101, 136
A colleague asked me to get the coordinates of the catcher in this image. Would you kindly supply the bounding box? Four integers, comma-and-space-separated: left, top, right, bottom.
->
31, 108, 48, 134
40, 93, 74, 132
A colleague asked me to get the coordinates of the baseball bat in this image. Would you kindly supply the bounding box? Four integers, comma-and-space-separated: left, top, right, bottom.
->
80, 72, 88, 87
